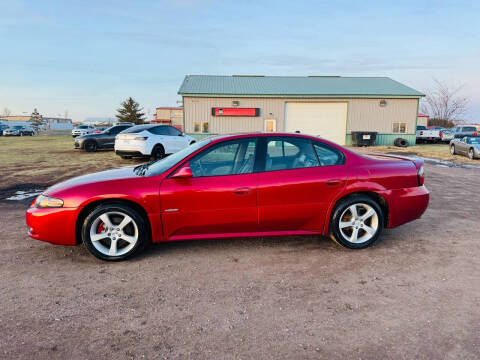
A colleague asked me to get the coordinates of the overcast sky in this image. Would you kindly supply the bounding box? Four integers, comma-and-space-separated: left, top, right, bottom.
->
1, 0, 479, 122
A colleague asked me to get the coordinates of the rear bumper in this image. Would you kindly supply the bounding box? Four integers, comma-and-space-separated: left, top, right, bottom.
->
115, 150, 148, 158
383, 185, 429, 228
26, 206, 78, 246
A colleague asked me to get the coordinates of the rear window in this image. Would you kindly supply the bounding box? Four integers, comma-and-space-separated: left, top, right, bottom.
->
417, 126, 426, 130
462, 127, 476, 132
77, 125, 89, 129
121, 125, 155, 134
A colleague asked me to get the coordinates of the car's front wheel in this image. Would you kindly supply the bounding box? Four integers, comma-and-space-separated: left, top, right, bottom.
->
330, 196, 384, 249
84, 141, 97, 152
82, 204, 149, 261
450, 145, 456, 155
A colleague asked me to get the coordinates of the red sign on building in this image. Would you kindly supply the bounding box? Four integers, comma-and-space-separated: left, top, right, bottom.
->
211, 108, 260, 116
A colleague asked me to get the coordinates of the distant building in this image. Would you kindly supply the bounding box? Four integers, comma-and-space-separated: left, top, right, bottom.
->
417, 113, 429, 127
178, 75, 425, 145
152, 107, 183, 131
0, 115, 72, 130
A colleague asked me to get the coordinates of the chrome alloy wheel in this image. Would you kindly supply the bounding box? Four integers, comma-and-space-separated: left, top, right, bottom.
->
89, 211, 139, 257
338, 203, 379, 244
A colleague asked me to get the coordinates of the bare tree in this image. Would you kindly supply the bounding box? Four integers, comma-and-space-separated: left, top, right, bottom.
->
2, 107, 11, 116
421, 79, 468, 123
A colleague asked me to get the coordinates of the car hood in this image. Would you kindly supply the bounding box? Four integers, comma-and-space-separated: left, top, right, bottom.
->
45, 166, 139, 195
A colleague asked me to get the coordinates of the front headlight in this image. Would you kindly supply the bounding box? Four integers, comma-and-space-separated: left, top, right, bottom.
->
35, 195, 64, 208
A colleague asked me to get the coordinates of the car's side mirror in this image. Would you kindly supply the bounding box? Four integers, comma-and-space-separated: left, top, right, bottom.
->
172, 166, 193, 179
179, 133, 185, 136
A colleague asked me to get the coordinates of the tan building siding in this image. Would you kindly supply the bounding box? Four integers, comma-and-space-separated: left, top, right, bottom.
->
183, 97, 419, 135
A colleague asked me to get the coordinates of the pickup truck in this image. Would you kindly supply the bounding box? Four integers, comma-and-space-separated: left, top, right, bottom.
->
416, 126, 441, 143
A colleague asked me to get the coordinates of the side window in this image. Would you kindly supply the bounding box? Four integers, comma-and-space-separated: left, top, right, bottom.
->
167, 126, 182, 136
265, 138, 318, 171
189, 140, 257, 177
313, 142, 344, 166
110, 126, 125, 135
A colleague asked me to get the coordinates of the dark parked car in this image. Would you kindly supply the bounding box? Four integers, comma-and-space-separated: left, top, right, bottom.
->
74, 124, 133, 152
450, 125, 479, 139
0, 124, 9, 135
3, 125, 35, 136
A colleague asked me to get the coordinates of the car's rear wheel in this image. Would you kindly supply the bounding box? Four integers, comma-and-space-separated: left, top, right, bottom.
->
151, 144, 165, 160
450, 145, 455, 155
84, 141, 97, 152
468, 148, 475, 159
82, 204, 148, 261
330, 196, 384, 249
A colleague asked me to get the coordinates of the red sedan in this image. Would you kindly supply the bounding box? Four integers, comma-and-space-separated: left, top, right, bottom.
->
26, 133, 429, 261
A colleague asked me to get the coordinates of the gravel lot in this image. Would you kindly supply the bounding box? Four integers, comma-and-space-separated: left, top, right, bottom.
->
1, 163, 479, 359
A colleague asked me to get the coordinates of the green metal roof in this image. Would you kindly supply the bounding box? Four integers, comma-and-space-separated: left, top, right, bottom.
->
178, 75, 424, 98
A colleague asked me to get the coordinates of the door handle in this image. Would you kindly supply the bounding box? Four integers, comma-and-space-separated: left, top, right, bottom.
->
326, 179, 341, 186
234, 187, 251, 195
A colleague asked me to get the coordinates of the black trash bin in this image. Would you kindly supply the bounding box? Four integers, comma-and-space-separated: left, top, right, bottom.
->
351, 131, 377, 146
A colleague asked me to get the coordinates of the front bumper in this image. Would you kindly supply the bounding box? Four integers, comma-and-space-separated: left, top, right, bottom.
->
26, 206, 78, 246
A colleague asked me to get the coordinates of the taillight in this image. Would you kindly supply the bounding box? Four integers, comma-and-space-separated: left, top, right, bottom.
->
134, 136, 148, 141
420, 131, 424, 135
439, 133, 443, 138
417, 166, 425, 186
474, 132, 478, 136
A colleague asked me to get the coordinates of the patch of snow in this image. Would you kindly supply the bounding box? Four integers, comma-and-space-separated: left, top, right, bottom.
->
6, 189, 43, 201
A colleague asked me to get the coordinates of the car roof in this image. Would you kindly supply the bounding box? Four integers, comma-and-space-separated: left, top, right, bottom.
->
208, 132, 344, 148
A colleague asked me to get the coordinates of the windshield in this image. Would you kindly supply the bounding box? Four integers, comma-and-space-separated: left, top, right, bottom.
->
13, 126, 23, 129
135, 138, 211, 176
467, 137, 480, 144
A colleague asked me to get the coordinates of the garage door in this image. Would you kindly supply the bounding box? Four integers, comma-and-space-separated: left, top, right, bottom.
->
285, 102, 347, 145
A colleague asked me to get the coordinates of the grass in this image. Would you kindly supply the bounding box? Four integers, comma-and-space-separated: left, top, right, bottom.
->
0, 135, 144, 191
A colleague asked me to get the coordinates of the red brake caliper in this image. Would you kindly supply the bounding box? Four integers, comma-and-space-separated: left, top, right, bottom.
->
97, 222, 105, 233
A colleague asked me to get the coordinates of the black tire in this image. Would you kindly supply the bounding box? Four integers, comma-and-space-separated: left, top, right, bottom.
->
394, 138, 409, 148
151, 144, 165, 160
329, 195, 384, 249
84, 141, 97, 152
468, 148, 475, 160
82, 204, 149, 261
450, 145, 455, 155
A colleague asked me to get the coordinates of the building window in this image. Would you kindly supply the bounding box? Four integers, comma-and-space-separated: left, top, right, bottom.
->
264, 119, 276, 132
194, 122, 209, 133
393, 122, 407, 133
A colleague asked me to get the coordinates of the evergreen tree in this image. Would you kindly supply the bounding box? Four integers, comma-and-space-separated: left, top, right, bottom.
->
116, 97, 145, 124
29, 108, 43, 132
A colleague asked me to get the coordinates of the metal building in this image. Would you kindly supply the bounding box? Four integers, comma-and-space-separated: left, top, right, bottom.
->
178, 75, 424, 145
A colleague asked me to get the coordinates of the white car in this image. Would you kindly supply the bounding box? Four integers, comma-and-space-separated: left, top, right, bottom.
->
72, 125, 95, 138
114, 124, 196, 159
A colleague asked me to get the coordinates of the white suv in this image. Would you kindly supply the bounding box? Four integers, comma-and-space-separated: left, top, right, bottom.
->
114, 124, 196, 159
72, 124, 95, 137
